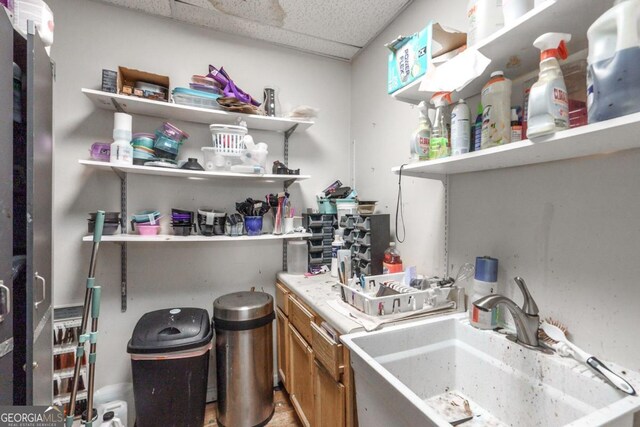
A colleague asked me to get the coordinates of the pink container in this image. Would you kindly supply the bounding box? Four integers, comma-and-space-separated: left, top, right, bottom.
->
137, 224, 161, 236
90, 142, 111, 162
157, 122, 189, 142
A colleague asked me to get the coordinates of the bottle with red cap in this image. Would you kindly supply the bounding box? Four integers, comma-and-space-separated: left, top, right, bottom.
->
527, 32, 572, 138
382, 242, 403, 274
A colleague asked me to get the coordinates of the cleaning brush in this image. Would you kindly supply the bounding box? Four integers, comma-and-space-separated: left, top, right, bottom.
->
538, 318, 573, 356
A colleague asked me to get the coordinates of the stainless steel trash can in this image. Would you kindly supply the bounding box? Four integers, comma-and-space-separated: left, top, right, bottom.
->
214, 291, 275, 427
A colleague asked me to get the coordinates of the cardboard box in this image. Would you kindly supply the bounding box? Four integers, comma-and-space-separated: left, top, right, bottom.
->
386, 22, 466, 94
117, 66, 170, 102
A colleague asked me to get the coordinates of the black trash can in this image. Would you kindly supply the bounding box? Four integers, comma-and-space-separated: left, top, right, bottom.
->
127, 307, 213, 427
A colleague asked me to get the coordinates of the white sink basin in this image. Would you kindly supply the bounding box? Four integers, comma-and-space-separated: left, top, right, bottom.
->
342, 313, 640, 427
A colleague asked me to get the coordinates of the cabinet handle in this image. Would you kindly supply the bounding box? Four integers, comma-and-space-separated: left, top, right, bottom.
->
0, 281, 9, 319
34, 273, 46, 309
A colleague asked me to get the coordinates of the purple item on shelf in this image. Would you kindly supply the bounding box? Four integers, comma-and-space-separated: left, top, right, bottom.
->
157, 122, 189, 142
90, 142, 111, 162
207, 65, 261, 107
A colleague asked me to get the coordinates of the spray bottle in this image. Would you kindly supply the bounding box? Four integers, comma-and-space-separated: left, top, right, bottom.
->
429, 92, 452, 160
527, 33, 572, 138
410, 101, 431, 161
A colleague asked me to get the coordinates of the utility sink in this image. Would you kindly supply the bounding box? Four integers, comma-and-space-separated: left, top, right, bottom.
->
342, 313, 640, 427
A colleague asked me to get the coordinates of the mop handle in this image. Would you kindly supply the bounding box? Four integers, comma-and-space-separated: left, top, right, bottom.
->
67, 211, 105, 427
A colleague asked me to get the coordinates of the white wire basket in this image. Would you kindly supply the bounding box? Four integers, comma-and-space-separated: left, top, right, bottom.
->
209, 124, 247, 157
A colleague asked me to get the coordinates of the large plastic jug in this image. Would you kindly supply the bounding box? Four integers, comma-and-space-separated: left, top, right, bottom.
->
467, 0, 504, 47
587, 0, 640, 123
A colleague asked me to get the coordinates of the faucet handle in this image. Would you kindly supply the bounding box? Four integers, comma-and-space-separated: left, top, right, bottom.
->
513, 276, 539, 316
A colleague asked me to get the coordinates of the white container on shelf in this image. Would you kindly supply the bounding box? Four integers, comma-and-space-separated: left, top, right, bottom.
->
451, 99, 470, 156
481, 71, 512, 149
14, 0, 54, 50
503, 0, 533, 26
467, 0, 504, 47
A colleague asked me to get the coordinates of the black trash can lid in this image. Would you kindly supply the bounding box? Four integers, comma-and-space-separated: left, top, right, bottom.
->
127, 307, 212, 354
213, 291, 273, 322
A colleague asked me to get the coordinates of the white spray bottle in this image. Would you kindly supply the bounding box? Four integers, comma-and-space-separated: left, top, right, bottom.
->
527, 32, 572, 138
410, 101, 431, 161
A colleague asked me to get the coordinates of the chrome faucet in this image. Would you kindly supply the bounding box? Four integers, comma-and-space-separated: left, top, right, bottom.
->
473, 276, 540, 349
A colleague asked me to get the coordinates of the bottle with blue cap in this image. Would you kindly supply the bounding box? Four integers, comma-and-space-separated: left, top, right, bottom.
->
469, 256, 498, 329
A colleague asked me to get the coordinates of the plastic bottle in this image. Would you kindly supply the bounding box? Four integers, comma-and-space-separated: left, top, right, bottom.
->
451, 99, 470, 156
110, 112, 133, 165
330, 230, 344, 278
527, 33, 571, 138
410, 101, 432, 161
382, 242, 403, 274
510, 107, 523, 142
481, 71, 512, 149
467, 0, 504, 47
429, 92, 452, 160
469, 256, 499, 330
587, 0, 640, 123
473, 103, 483, 151
502, 0, 533, 26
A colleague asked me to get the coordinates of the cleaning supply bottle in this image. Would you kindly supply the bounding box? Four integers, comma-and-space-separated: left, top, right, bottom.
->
469, 256, 498, 330
473, 103, 483, 151
511, 107, 523, 142
110, 112, 133, 165
429, 92, 452, 160
467, 0, 504, 47
481, 71, 512, 149
382, 242, 403, 274
451, 99, 470, 156
410, 101, 431, 161
587, 0, 640, 123
330, 230, 343, 278
527, 33, 571, 138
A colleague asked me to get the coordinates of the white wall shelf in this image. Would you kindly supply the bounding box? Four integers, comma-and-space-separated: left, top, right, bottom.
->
392, 112, 640, 178
82, 88, 314, 133
82, 232, 311, 243
391, 0, 610, 104
79, 160, 310, 183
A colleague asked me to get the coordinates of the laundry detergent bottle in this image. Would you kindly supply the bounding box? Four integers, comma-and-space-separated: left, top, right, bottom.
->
527, 33, 571, 138
587, 0, 640, 123
410, 101, 431, 161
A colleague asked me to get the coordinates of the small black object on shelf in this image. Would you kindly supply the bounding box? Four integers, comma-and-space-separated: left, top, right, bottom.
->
272, 160, 299, 175
181, 158, 204, 171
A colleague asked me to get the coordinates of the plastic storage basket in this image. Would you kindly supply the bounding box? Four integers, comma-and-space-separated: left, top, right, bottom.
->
209, 124, 247, 157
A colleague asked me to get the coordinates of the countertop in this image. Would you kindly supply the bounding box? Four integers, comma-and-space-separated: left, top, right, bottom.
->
276, 272, 363, 335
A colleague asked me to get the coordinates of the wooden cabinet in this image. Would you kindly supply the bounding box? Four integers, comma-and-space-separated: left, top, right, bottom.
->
276, 308, 290, 390
289, 323, 314, 427
277, 281, 356, 427
314, 360, 346, 427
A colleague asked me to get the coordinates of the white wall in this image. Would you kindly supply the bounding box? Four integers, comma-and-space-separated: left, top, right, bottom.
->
351, 0, 469, 276
352, 0, 640, 372
48, 0, 351, 390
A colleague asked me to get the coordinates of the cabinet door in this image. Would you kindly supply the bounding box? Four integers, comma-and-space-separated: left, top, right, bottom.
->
25, 24, 53, 405
314, 360, 345, 427
288, 324, 314, 427
276, 308, 290, 390
0, 9, 14, 406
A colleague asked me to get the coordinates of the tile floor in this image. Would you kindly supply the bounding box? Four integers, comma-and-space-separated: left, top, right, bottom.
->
204, 388, 301, 426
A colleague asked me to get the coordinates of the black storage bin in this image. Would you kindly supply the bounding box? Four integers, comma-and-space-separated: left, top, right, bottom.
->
127, 307, 213, 427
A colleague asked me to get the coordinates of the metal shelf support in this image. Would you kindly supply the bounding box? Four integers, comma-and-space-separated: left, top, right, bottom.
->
282, 123, 298, 271
110, 168, 128, 312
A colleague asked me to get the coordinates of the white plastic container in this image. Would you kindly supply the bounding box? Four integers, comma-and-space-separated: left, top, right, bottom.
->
209, 124, 247, 156
527, 33, 571, 138
336, 200, 358, 229
481, 71, 512, 148
14, 0, 54, 50
451, 99, 470, 156
467, 0, 504, 47
469, 256, 498, 330
587, 0, 640, 123
502, 0, 533, 26
110, 112, 133, 165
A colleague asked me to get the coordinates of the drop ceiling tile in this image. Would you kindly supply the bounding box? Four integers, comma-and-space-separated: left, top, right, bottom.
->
100, 0, 172, 17
173, 1, 359, 60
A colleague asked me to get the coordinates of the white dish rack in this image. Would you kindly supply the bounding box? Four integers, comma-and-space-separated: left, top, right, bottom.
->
338, 273, 463, 317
